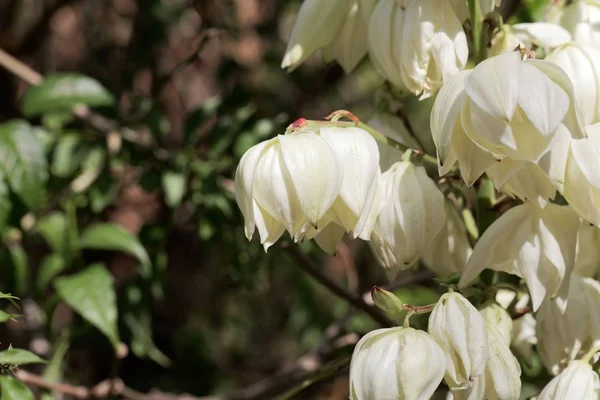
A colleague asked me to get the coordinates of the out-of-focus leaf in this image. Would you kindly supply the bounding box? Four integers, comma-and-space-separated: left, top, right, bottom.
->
162, 171, 186, 208
0, 292, 19, 309
89, 174, 117, 213
37, 212, 72, 256
0, 177, 11, 234
184, 96, 221, 144
0, 121, 47, 209
80, 224, 151, 277
54, 264, 119, 349
0, 310, 20, 322
0, 376, 34, 400
124, 312, 171, 367
42, 111, 75, 132
36, 254, 67, 293
7, 243, 28, 297
21, 74, 114, 117
70, 147, 106, 193
52, 134, 86, 177
0, 348, 46, 365
43, 331, 70, 385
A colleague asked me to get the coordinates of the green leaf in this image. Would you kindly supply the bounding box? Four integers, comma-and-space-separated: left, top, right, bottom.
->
124, 312, 171, 367
7, 243, 28, 297
36, 254, 67, 293
80, 224, 151, 278
43, 331, 70, 384
0, 121, 48, 209
0, 376, 34, 400
0, 310, 20, 323
51, 133, 86, 178
54, 264, 119, 349
162, 171, 186, 208
0, 348, 46, 365
0, 293, 19, 309
37, 212, 72, 256
21, 74, 114, 117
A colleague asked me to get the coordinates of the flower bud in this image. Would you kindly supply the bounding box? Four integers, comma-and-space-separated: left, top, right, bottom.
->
369, 161, 446, 270
371, 286, 405, 320
539, 360, 600, 400
546, 43, 600, 126
479, 301, 513, 346
459, 202, 580, 311
575, 223, 600, 279
537, 274, 600, 375
451, 320, 521, 400
422, 200, 472, 277
234, 125, 381, 252
428, 292, 489, 389
349, 327, 446, 400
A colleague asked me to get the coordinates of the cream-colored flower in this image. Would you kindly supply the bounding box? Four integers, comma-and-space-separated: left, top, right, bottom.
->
539, 360, 600, 400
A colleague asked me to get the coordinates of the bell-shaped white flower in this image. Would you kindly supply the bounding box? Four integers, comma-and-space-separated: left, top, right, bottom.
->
428, 292, 489, 389
549, 0, 600, 47
349, 327, 446, 400
282, 0, 374, 73
234, 126, 381, 252
368, 0, 468, 98
564, 123, 600, 226
539, 360, 600, 400
537, 274, 600, 375
459, 202, 580, 311
512, 313, 538, 360
479, 301, 513, 346
422, 200, 472, 277
369, 161, 446, 270
489, 23, 572, 57
451, 319, 521, 400
575, 223, 600, 279
546, 43, 600, 126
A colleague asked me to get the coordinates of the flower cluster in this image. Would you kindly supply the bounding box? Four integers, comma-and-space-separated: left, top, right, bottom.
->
233, 0, 600, 398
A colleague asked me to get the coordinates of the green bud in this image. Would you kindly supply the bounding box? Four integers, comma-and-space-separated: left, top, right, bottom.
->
371, 286, 405, 319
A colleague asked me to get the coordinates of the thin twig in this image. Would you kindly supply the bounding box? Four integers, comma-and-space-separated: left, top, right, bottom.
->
283, 245, 395, 328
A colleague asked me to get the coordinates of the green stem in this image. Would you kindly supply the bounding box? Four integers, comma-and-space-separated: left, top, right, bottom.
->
469, 0, 486, 64
403, 310, 415, 328
582, 345, 600, 364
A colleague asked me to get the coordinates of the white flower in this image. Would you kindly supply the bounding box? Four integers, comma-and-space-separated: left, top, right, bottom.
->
539, 360, 600, 400
546, 43, 600, 126
369, 161, 446, 270
549, 0, 600, 47
479, 301, 513, 346
564, 123, 600, 226
575, 223, 600, 279
282, 0, 373, 72
428, 292, 489, 389
512, 313, 538, 360
422, 200, 472, 277
234, 126, 381, 252
489, 23, 571, 57
349, 327, 446, 400
432, 51, 585, 185
537, 274, 600, 375
459, 202, 580, 311
368, 0, 468, 98
451, 319, 521, 400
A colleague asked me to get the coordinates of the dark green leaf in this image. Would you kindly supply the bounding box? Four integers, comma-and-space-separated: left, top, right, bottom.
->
0, 376, 34, 400
124, 312, 171, 367
0, 348, 46, 365
21, 74, 114, 117
0, 121, 48, 209
7, 244, 28, 297
80, 224, 151, 277
36, 254, 67, 293
54, 264, 119, 349
37, 212, 72, 256
162, 171, 186, 208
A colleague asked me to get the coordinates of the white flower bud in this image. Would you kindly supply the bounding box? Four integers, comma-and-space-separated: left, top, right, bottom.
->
459, 202, 580, 311
479, 301, 513, 346
234, 126, 381, 252
537, 274, 600, 375
422, 200, 472, 277
549, 0, 600, 47
369, 161, 446, 270
452, 320, 521, 400
512, 313, 537, 360
539, 360, 600, 400
428, 292, 489, 389
564, 124, 600, 226
368, 0, 468, 98
546, 43, 600, 126
575, 223, 600, 279
349, 327, 446, 400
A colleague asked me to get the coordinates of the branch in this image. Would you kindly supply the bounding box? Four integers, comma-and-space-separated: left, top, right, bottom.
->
283, 245, 395, 328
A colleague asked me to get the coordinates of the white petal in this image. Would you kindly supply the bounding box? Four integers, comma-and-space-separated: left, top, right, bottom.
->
314, 222, 345, 254
512, 22, 572, 48
278, 133, 342, 228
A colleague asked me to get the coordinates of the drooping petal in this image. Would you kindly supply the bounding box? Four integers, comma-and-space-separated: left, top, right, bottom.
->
512, 22, 572, 48
313, 222, 345, 254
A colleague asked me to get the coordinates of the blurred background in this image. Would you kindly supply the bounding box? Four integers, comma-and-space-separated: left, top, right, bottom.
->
0, 0, 538, 399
